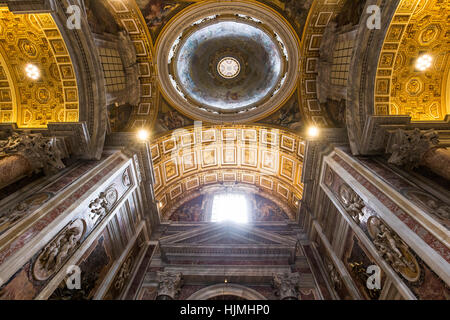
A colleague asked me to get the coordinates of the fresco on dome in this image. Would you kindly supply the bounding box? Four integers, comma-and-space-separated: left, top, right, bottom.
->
175, 21, 282, 111
154, 97, 194, 134
258, 90, 303, 130
136, 0, 194, 42
258, 0, 313, 37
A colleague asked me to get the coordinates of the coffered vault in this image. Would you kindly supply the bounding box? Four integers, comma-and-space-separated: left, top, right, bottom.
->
150, 125, 305, 221
374, 0, 450, 121
0, 9, 79, 128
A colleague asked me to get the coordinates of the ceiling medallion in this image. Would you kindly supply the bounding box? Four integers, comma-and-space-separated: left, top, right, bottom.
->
156, 1, 300, 123
218, 57, 241, 79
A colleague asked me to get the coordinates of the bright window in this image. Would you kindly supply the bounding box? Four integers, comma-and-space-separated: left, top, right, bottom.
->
211, 193, 249, 223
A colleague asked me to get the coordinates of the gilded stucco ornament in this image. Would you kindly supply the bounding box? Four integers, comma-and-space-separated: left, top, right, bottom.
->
374, 0, 449, 121
367, 216, 421, 282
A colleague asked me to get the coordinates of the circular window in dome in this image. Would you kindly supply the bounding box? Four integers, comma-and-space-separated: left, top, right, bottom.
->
218, 57, 241, 79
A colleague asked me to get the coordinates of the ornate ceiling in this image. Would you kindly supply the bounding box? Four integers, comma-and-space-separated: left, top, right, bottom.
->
0, 8, 79, 128
1, 0, 448, 131
374, 0, 450, 121
156, 1, 300, 123
150, 125, 305, 221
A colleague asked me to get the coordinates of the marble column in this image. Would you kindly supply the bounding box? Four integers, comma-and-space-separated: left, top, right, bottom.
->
272, 272, 300, 300
155, 272, 183, 300
421, 147, 450, 181
388, 128, 450, 180
0, 132, 66, 188
0, 154, 33, 188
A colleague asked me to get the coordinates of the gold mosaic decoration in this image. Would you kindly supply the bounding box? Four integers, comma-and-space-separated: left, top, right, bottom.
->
374, 0, 450, 121
150, 125, 305, 219
0, 8, 79, 128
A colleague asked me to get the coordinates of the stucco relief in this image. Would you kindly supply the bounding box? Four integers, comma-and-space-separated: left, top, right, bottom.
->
88, 186, 119, 224
339, 184, 366, 225
367, 216, 421, 283
0, 192, 52, 235
33, 219, 86, 281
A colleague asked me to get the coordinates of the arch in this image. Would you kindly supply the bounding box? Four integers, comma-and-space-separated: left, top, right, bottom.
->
187, 284, 267, 301
373, 0, 449, 122
155, 0, 300, 123
150, 124, 305, 220
0, 9, 80, 128
49, 1, 108, 159
345, 0, 400, 154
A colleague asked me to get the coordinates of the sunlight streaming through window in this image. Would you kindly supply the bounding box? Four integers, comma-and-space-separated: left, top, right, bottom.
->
211, 193, 249, 223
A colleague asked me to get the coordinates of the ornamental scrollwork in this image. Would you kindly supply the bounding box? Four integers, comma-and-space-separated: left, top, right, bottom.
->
339, 184, 365, 224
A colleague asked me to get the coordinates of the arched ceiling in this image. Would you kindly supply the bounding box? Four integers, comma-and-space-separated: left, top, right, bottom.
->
106, 0, 369, 131
374, 0, 450, 121
0, 8, 79, 128
150, 125, 305, 221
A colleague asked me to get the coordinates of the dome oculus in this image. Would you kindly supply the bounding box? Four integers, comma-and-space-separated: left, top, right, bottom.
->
218, 57, 241, 79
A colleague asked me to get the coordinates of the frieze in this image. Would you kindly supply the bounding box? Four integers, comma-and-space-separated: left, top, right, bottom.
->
339, 184, 366, 225
88, 186, 119, 224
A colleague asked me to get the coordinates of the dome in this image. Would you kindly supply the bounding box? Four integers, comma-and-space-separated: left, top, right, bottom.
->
173, 20, 283, 112
156, 2, 300, 123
